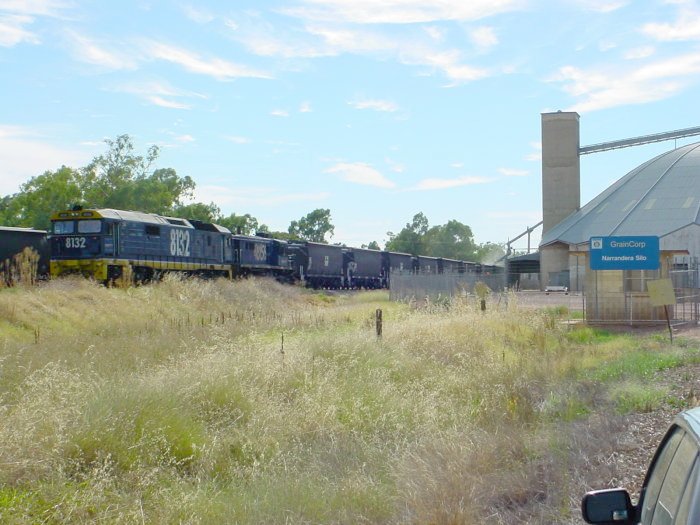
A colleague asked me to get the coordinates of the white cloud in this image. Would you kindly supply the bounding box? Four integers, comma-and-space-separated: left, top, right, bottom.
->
598, 39, 617, 52
410, 175, 492, 190
348, 98, 399, 112
181, 5, 214, 24
67, 31, 138, 70
0, 125, 92, 195
113, 80, 206, 109
195, 185, 330, 207
525, 142, 541, 161
144, 41, 273, 80
550, 51, 700, 112
485, 210, 542, 221
574, 0, 628, 13
385, 158, 404, 173
299, 101, 312, 112
642, 8, 700, 41
266, 139, 301, 146
403, 48, 489, 83
325, 162, 396, 188
0, 0, 73, 46
0, 1, 74, 17
148, 96, 191, 109
470, 26, 498, 52
498, 168, 529, 177
383, 34, 490, 83
280, 0, 523, 24
424, 25, 445, 41
450, 162, 464, 168
228, 19, 335, 59
306, 24, 401, 54
271, 109, 290, 117
624, 46, 655, 60
229, 19, 490, 84
175, 134, 195, 143
0, 14, 39, 46
225, 136, 251, 144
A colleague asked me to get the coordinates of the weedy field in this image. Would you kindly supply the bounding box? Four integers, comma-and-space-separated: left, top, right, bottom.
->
1, 277, 699, 524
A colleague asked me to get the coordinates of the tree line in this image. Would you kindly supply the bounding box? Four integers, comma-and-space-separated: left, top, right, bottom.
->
0, 135, 333, 242
0, 134, 503, 261
385, 212, 503, 263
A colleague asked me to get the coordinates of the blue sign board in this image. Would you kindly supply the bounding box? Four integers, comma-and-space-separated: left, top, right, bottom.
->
589, 236, 660, 270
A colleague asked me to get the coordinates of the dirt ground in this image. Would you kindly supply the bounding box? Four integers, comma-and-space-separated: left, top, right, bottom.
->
560, 324, 700, 524
511, 290, 586, 312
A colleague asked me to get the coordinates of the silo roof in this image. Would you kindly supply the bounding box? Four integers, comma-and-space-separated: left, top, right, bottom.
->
540, 141, 700, 247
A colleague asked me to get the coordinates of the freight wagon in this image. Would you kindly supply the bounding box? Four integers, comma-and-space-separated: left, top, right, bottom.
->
0, 226, 50, 282
344, 247, 385, 289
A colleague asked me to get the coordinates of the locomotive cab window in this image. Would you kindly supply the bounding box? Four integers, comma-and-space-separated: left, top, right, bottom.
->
54, 221, 75, 234
77, 220, 101, 234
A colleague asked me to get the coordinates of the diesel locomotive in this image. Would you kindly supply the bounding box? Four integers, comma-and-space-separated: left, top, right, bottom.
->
44, 206, 499, 287
50, 208, 234, 281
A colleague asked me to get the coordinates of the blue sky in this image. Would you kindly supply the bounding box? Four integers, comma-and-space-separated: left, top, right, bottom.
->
2, 0, 700, 250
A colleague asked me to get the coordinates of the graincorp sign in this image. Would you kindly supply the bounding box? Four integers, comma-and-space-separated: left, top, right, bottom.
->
589, 236, 660, 270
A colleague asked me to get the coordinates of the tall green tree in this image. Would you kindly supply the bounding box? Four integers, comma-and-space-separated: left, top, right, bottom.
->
131, 168, 196, 214
0, 166, 83, 230
266, 231, 300, 241
423, 220, 478, 261
81, 135, 195, 213
172, 202, 222, 223
385, 212, 429, 255
0, 135, 199, 230
362, 241, 381, 250
476, 242, 506, 264
386, 213, 499, 262
288, 208, 334, 243
219, 213, 263, 235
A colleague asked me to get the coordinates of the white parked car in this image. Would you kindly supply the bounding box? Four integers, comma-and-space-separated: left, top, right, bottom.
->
582, 407, 700, 524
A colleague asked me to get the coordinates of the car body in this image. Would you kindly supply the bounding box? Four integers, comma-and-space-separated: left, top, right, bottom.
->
582, 406, 700, 524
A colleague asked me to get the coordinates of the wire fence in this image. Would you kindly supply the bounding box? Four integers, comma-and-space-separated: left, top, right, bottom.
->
585, 265, 700, 326
390, 266, 700, 328
389, 271, 504, 302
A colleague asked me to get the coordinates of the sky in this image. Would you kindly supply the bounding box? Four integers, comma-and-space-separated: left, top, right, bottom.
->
2, 0, 700, 251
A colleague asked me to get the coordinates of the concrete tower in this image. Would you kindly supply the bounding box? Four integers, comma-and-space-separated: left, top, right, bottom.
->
540, 111, 580, 288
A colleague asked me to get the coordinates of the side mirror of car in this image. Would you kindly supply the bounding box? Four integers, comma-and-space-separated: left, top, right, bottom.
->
581, 488, 636, 524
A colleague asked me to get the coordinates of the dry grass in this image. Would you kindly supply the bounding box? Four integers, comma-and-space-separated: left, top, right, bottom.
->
0, 247, 40, 288
0, 278, 698, 524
